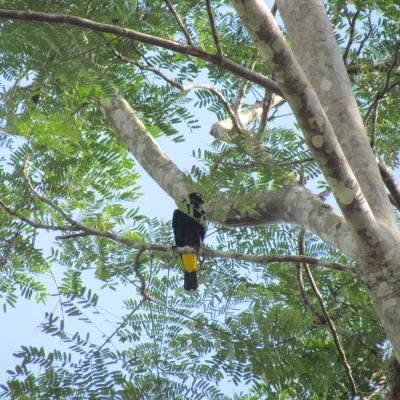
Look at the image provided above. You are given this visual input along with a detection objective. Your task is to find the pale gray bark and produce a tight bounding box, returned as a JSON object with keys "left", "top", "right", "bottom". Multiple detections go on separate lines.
{"left": 230, "top": 0, "right": 400, "bottom": 361}
{"left": 101, "top": 96, "right": 358, "bottom": 259}
{"left": 102, "top": 96, "right": 189, "bottom": 199}
{"left": 277, "top": 0, "right": 395, "bottom": 227}
{"left": 210, "top": 94, "right": 283, "bottom": 140}
{"left": 230, "top": 0, "right": 380, "bottom": 248}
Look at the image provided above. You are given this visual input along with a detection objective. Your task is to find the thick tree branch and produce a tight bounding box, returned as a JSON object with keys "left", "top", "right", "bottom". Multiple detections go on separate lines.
{"left": 99, "top": 95, "right": 358, "bottom": 259}
{"left": 0, "top": 8, "right": 282, "bottom": 96}
{"left": 101, "top": 95, "right": 189, "bottom": 198}
{"left": 378, "top": 158, "right": 400, "bottom": 210}
{"left": 231, "top": 0, "right": 380, "bottom": 246}
{"left": 276, "top": 0, "right": 394, "bottom": 224}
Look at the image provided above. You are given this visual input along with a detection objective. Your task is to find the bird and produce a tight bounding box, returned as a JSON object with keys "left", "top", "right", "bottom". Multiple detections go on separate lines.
{"left": 172, "top": 192, "right": 206, "bottom": 291}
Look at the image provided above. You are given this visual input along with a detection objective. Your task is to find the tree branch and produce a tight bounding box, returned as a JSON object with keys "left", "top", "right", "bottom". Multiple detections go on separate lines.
{"left": 296, "top": 229, "right": 326, "bottom": 324}
{"left": 297, "top": 228, "right": 357, "bottom": 397}
{"left": 112, "top": 49, "right": 243, "bottom": 130}
{"left": 210, "top": 95, "right": 283, "bottom": 140}
{"left": 364, "top": 41, "right": 400, "bottom": 121}
{"left": 101, "top": 95, "right": 189, "bottom": 199}
{"left": 304, "top": 263, "right": 358, "bottom": 397}
{"left": 134, "top": 251, "right": 150, "bottom": 300}
{"left": 99, "top": 95, "right": 358, "bottom": 259}
{"left": 0, "top": 8, "right": 282, "bottom": 96}
{"left": 22, "top": 158, "right": 77, "bottom": 225}
{"left": 232, "top": 0, "right": 379, "bottom": 244}
{"left": 163, "top": 0, "right": 195, "bottom": 45}
{"left": 342, "top": 8, "right": 360, "bottom": 65}
{"left": 276, "top": 0, "right": 394, "bottom": 224}
{"left": 0, "top": 199, "right": 76, "bottom": 232}
{"left": 204, "top": 0, "right": 222, "bottom": 55}
{"left": 0, "top": 192, "right": 358, "bottom": 275}
{"left": 378, "top": 158, "right": 400, "bottom": 210}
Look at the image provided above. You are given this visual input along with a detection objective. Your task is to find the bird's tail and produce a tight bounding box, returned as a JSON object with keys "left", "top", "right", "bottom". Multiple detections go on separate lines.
{"left": 182, "top": 254, "right": 198, "bottom": 290}
{"left": 184, "top": 270, "right": 198, "bottom": 290}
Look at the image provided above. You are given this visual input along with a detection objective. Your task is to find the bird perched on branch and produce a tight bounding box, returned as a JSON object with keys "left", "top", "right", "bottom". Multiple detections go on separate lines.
{"left": 172, "top": 192, "right": 206, "bottom": 291}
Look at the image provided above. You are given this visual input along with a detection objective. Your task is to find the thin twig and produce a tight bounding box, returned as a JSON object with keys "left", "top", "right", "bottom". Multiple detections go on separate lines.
{"left": 369, "top": 98, "right": 379, "bottom": 151}
{"left": 232, "top": 53, "right": 258, "bottom": 113}
{"left": 22, "top": 158, "right": 77, "bottom": 225}
{"left": 112, "top": 48, "right": 243, "bottom": 130}
{"left": 204, "top": 0, "right": 222, "bottom": 55}
{"left": 352, "top": 13, "right": 373, "bottom": 61}
{"left": 163, "top": 0, "right": 195, "bottom": 45}
{"left": 0, "top": 198, "right": 76, "bottom": 232}
{"left": 364, "top": 41, "right": 400, "bottom": 120}
{"left": 134, "top": 250, "right": 150, "bottom": 300}
{"left": 0, "top": 229, "right": 20, "bottom": 268}
{"left": 96, "top": 299, "right": 146, "bottom": 352}
{"left": 343, "top": 9, "right": 360, "bottom": 64}
{"left": 299, "top": 236, "right": 358, "bottom": 398}
{"left": 257, "top": 91, "right": 274, "bottom": 137}
{"left": 296, "top": 229, "right": 326, "bottom": 324}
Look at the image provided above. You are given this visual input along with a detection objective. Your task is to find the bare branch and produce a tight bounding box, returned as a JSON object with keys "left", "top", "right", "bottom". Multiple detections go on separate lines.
{"left": 184, "top": 84, "right": 243, "bottom": 130}
{"left": 256, "top": 91, "right": 274, "bottom": 137}
{"left": 277, "top": 0, "right": 393, "bottom": 223}
{"left": 347, "top": 60, "right": 389, "bottom": 74}
{"left": 378, "top": 158, "right": 400, "bottom": 210}
{"left": 232, "top": 54, "right": 258, "bottom": 113}
{"left": 298, "top": 228, "right": 357, "bottom": 397}
{"left": 304, "top": 264, "right": 358, "bottom": 397}
{"left": 163, "top": 0, "right": 195, "bottom": 45}
{"left": 22, "top": 158, "right": 77, "bottom": 225}
{"left": 296, "top": 229, "right": 326, "bottom": 324}
{"left": 204, "top": 0, "right": 222, "bottom": 55}
{"left": 364, "top": 41, "right": 400, "bottom": 120}
{"left": 112, "top": 49, "right": 243, "bottom": 130}
{"left": 218, "top": 156, "right": 314, "bottom": 170}
{"left": 352, "top": 13, "right": 373, "bottom": 62}
{"left": 342, "top": 8, "right": 360, "bottom": 64}
{"left": 134, "top": 251, "right": 150, "bottom": 300}
{"left": 0, "top": 199, "right": 76, "bottom": 232}
{"left": 211, "top": 95, "right": 283, "bottom": 140}
{"left": 96, "top": 299, "right": 146, "bottom": 353}
{"left": 271, "top": 2, "right": 278, "bottom": 16}
{"left": 0, "top": 8, "right": 282, "bottom": 96}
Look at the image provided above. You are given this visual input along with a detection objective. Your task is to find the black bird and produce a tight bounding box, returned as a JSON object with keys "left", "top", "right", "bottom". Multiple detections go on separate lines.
{"left": 172, "top": 193, "right": 206, "bottom": 290}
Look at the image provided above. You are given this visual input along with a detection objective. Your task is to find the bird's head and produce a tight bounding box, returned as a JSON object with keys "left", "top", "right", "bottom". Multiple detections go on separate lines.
{"left": 188, "top": 192, "right": 204, "bottom": 208}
